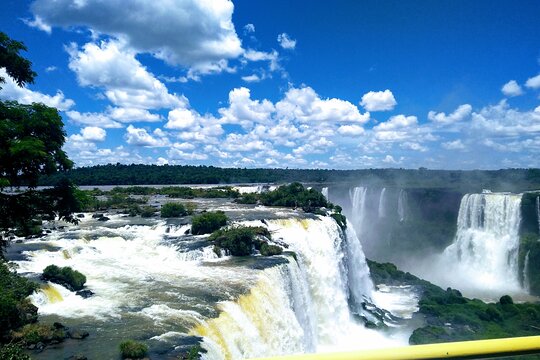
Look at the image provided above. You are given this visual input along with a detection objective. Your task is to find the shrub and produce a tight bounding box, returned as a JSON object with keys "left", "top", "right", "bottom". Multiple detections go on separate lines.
{"left": 11, "top": 323, "right": 65, "bottom": 345}
{"left": 161, "top": 202, "right": 188, "bottom": 218}
{"left": 119, "top": 340, "right": 148, "bottom": 359}
{"left": 210, "top": 226, "right": 272, "bottom": 256}
{"left": 42, "top": 265, "right": 86, "bottom": 291}
{"left": 235, "top": 193, "right": 258, "bottom": 204}
{"left": 0, "top": 343, "right": 31, "bottom": 360}
{"left": 499, "top": 295, "right": 514, "bottom": 305}
{"left": 140, "top": 205, "right": 157, "bottom": 218}
{"left": 191, "top": 211, "right": 228, "bottom": 235}
{"left": 260, "top": 243, "right": 283, "bottom": 256}
{"left": 260, "top": 182, "right": 329, "bottom": 213}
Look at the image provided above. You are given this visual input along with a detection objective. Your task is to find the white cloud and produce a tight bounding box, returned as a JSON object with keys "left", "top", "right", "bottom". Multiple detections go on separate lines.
{"left": 471, "top": 100, "right": 540, "bottom": 137}
{"left": 337, "top": 124, "right": 365, "bottom": 136}
{"left": 442, "top": 139, "right": 466, "bottom": 150}
{"left": 165, "top": 108, "right": 198, "bottom": 130}
{"left": 67, "top": 40, "right": 186, "bottom": 109}
{"left": 167, "top": 148, "right": 208, "bottom": 161}
{"left": 0, "top": 68, "right": 75, "bottom": 111}
{"left": 277, "top": 33, "right": 296, "bottom": 50}
{"left": 66, "top": 110, "right": 122, "bottom": 128}
{"left": 219, "top": 87, "right": 275, "bottom": 128}
{"left": 108, "top": 107, "right": 161, "bottom": 123}
{"left": 428, "top": 104, "right": 472, "bottom": 124}
{"left": 244, "top": 24, "right": 255, "bottom": 33}
{"left": 382, "top": 155, "right": 397, "bottom": 164}
{"left": 69, "top": 126, "right": 106, "bottom": 142}
{"left": 501, "top": 80, "right": 523, "bottom": 97}
{"left": 45, "top": 66, "right": 57, "bottom": 72}
{"left": 374, "top": 114, "right": 417, "bottom": 131}
{"left": 360, "top": 89, "right": 397, "bottom": 112}
{"left": 243, "top": 49, "right": 280, "bottom": 71}
{"left": 156, "top": 157, "right": 169, "bottom": 165}
{"left": 31, "top": 0, "right": 243, "bottom": 72}
{"left": 124, "top": 125, "right": 170, "bottom": 147}
{"left": 276, "top": 86, "right": 370, "bottom": 123}
{"left": 401, "top": 142, "right": 427, "bottom": 152}
{"left": 241, "top": 74, "right": 261, "bottom": 83}
{"left": 22, "top": 15, "right": 51, "bottom": 33}
{"left": 525, "top": 74, "right": 540, "bottom": 89}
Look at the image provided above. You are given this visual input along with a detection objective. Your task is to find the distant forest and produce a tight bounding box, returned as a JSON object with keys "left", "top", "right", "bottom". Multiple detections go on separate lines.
{"left": 39, "top": 164, "right": 540, "bottom": 193}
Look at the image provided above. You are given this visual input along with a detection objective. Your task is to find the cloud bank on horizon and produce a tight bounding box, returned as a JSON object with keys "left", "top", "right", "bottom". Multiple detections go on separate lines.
{"left": 1, "top": 0, "right": 540, "bottom": 170}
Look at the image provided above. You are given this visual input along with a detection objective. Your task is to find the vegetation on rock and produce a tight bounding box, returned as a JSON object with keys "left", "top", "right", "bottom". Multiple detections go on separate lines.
{"left": 161, "top": 202, "right": 189, "bottom": 218}
{"left": 119, "top": 340, "right": 148, "bottom": 359}
{"left": 42, "top": 265, "right": 86, "bottom": 291}
{"left": 209, "top": 226, "right": 278, "bottom": 257}
{"left": 191, "top": 211, "right": 228, "bottom": 235}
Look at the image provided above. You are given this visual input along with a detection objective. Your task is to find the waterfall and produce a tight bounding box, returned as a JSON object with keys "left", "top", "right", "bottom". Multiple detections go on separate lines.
{"left": 442, "top": 193, "right": 523, "bottom": 293}
{"left": 349, "top": 187, "right": 368, "bottom": 234}
{"left": 397, "top": 190, "right": 407, "bottom": 222}
{"left": 195, "top": 217, "right": 397, "bottom": 359}
{"left": 537, "top": 196, "right": 540, "bottom": 234}
{"left": 523, "top": 251, "right": 531, "bottom": 292}
{"left": 378, "top": 188, "right": 386, "bottom": 219}
{"left": 321, "top": 187, "right": 329, "bottom": 200}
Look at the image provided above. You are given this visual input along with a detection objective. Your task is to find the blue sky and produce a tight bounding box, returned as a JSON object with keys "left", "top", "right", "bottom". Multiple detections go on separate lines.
{"left": 1, "top": 0, "right": 540, "bottom": 169}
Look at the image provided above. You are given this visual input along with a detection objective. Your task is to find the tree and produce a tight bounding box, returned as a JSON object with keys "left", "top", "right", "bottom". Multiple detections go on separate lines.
{"left": 0, "top": 31, "right": 36, "bottom": 87}
{"left": 0, "top": 33, "right": 78, "bottom": 257}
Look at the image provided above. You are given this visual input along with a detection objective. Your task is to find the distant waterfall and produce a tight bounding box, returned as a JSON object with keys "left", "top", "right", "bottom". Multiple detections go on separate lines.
{"left": 378, "top": 188, "right": 386, "bottom": 218}
{"left": 349, "top": 187, "right": 368, "bottom": 234}
{"left": 321, "top": 187, "right": 329, "bottom": 200}
{"left": 397, "top": 190, "right": 407, "bottom": 222}
{"left": 523, "top": 251, "right": 531, "bottom": 292}
{"left": 195, "top": 217, "right": 388, "bottom": 359}
{"left": 443, "top": 193, "right": 523, "bottom": 293}
{"left": 537, "top": 196, "right": 540, "bottom": 234}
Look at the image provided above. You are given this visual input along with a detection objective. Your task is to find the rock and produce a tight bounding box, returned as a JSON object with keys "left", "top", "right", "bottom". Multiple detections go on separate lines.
{"left": 15, "top": 239, "right": 23, "bottom": 243}
{"left": 77, "top": 214, "right": 85, "bottom": 218}
{"left": 92, "top": 213, "right": 104, "bottom": 219}
{"left": 76, "top": 289, "right": 94, "bottom": 298}
{"left": 53, "top": 322, "right": 66, "bottom": 329}
{"left": 17, "top": 301, "right": 38, "bottom": 323}
{"left": 184, "top": 228, "right": 190, "bottom": 235}
{"left": 36, "top": 342, "right": 45, "bottom": 351}
{"left": 27, "top": 344, "right": 35, "bottom": 350}
{"left": 68, "top": 329, "right": 89, "bottom": 340}
{"left": 67, "top": 355, "right": 87, "bottom": 360}
{"left": 97, "top": 216, "right": 110, "bottom": 222}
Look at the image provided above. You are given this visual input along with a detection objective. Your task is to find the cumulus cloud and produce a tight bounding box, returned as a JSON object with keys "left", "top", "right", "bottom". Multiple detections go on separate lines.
{"left": 471, "top": 100, "right": 540, "bottom": 137}
{"left": 442, "top": 139, "right": 466, "bottom": 150}
{"left": 276, "top": 86, "right": 370, "bottom": 123}
{"left": 241, "top": 74, "right": 261, "bottom": 83}
{"left": 277, "top": 33, "right": 296, "bottom": 50}
{"left": 374, "top": 114, "right": 417, "bottom": 131}
{"left": 525, "top": 74, "right": 540, "bottom": 89}
{"left": 67, "top": 40, "right": 186, "bottom": 109}
{"left": 65, "top": 110, "right": 123, "bottom": 129}
{"left": 219, "top": 87, "right": 275, "bottom": 128}
{"left": 0, "top": 68, "right": 74, "bottom": 111}
{"left": 107, "top": 107, "right": 161, "bottom": 123}
{"left": 165, "top": 108, "right": 198, "bottom": 130}
{"left": 125, "top": 125, "right": 170, "bottom": 147}
{"left": 501, "top": 80, "right": 524, "bottom": 97}
{"left": 69, "top": 126, "right": 106, "bottom": 142}
{"left": 337, "top": 124, "right": 365, "bottom": 136}
{"left": 30, "top": 0, "right": 243, "bottom": 72}
{"left": 22, "top": 15, "right": 51, "bottom": 33}
{"left": 428, "top": 104, "right": 472, "bottom": 124}
{"left": 401, "top": 142, "right": 427, "bottom": 152}
{"left": 244, "top": 24, "right": 255, "bottom": 33}
{"left": 360, "top": 89, "right": 397, "bottom": 112}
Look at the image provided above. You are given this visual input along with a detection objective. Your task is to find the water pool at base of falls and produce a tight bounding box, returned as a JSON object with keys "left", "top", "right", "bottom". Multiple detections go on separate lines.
{"left": 9, "top": 205, "right": 420, "bottom": 360}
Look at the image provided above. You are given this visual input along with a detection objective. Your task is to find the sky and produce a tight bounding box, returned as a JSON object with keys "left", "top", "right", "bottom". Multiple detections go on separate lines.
{"left": 1, "top": 0, "right": 540, "bottom": 170}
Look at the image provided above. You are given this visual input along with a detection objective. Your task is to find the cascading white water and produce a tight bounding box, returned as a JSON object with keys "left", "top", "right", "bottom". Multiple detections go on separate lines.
{"left": 442, "top": 193, "right": 523, "bottom": 294}
{"left": 378, "top": 188, "right": 386, "bottom": 218}
{"left": 536, "top": 196, "right": 540, "bottom": 234}
{"left": 321, "top": 187, "right": 329, "bottom": 200}
{"left": 195, "top": 217, "right": 406, "bottom": 360}
{"left": 523, "top": 251, "right": 531, "bottom": 293}
{"left": 397, "top": 190, "right": 407, "bottom": 222}
{"left": 349, "top": 187, "right": 368, "bottom": 234}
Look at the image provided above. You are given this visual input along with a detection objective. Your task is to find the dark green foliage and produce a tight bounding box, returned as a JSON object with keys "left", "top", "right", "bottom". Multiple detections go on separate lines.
{"left": 182, "top": 344, "right": 206, "bottom": 360}
{"left": 330, "top": 213, "right": 347, "bottom": 231}
{"left": 260, "top": 243, "right": 283, "bottom": 256}
{"left": 367, "top": 259, "right": 540, "bottom": 346}
{"left": 119, "top": 340, "right": 148, "bottom": 359}
{"left": 260, "top": 182, "right": 329, "bottom": 212}
{"left": 11, "top": 323, "right": 65, "bottom": 345}
{"left": 97, "top": 185, "right": 239, "bottom": 199}
{"left": 0, "top": 343, "right": 31, "bottom": 360}
{"left": 210, "top": 226, "right": 273, "bottom": 256}
{"left": 235, "top": 193, "right": 258, "bottom": 204}
{"left": 0, "top": 262, "right": 38, "bottom": 340}
{"left": 191, "top": 211, "right": 228, "bottom": 235}
{"left": 42, "top": 265, "right": 86, "bottom": 291}
{"left": 0, "top": 32, "right": 36, "bottom": 87}
{"left": 161, "top": 202, "right": 188, "bottom": 218}
{"left": 518, "top": 233, "right": 540, "bottom": 295}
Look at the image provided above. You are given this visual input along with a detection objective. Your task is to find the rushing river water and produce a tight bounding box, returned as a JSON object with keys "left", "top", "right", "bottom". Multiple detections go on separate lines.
{"left": 8, "top": 198, "right": 420, "bottom": 359}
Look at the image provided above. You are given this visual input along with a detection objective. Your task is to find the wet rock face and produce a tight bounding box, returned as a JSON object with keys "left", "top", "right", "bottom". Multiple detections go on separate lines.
{"left": 68, "top": 329, "right": 90, "bottom": 340}
{"left": 76, "top": 289, "right": 94, "bottom": 298}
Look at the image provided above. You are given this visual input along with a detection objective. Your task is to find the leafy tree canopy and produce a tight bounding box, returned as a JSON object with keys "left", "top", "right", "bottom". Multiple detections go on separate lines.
{"left": 0, "top": 31, "right": 36, "bottom": 87}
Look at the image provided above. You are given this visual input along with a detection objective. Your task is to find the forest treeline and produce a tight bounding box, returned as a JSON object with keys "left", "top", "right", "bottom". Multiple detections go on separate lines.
{"left": 40, "top": 164, "right": 540, "bottom": 192}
